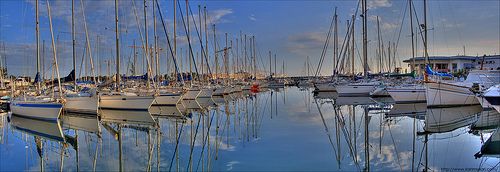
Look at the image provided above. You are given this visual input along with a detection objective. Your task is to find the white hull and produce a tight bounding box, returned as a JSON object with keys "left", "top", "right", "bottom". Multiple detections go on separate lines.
{"left": 99, "top": 94, "right": 154, "bottom": 110}
{"left": 425, "top": 81, "right": 479, "bottom": 107}
{"left": 370, "top": 87, "right": 390, "bottom": 96}
{"left": 387, "top": 88, "right": 426, "bottom": 103}
{"left": 198, "top": 88, "right": 214, "bottom": 98}
{"left": 153, "top": 93, "right": 182, "bottom": 106}
{"left": 336, "top": 85, "right": 374, "bottom": 96}
{"left": 213, "top": 86, "right": 226, "bottom": 96}
{"left": 183, "top": 88, "right": 201, "bottom": 100}
{"left": 11, "top": 100, "right": 62, "bottom": 120}
{"left": 65, "top": 96, "right": 99, "bottom": 114}
{"left": 314, "top": 83, "right": 336, "bottom": 92}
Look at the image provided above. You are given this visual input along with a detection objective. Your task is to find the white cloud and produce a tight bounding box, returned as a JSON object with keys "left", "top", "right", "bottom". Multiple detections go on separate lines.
{"left": 209, "top": 9, "right": 233, "bottom": 23}
{"left": 285, "top": 31, "right": 326, "bottom": 56}
{"left": 1, "top": 25, "right": 11, "bottom": 28}
{"left": 249, "top": 14, "right": 257, "bottom": 21}
{"left": 368, "top": 0, "right": 392, "bottom": 9}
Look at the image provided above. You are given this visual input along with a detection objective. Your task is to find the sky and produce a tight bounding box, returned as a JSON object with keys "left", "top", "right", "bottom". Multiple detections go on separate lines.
{"left": 0, "top": 0, "right": 499, "bottom": 79}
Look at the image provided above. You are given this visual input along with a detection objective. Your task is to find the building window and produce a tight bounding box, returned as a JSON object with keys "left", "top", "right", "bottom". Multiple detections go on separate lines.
{"left": 452, "top": 63, "right": 457, "bottom": 72}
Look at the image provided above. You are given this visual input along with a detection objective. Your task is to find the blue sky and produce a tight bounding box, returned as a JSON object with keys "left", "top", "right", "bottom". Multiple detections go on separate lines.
{"left": 0, "top": 0, "right": 499, "bottom": 78}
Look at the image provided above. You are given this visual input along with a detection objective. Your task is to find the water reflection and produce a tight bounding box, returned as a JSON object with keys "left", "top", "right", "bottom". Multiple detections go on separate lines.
{"left": 1, "top": 87, "right": 499, "bottom": 171}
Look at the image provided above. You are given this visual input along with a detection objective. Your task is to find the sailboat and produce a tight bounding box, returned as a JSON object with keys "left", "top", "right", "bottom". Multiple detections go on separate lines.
{"left": 98, "top": 0, "right": 155, "bottom": 111}
{"left": 63, "top": 0, "right": 99, "bottom": 114}
{"left": 335, "top": 2, "right": 375, "bottom": 96}
{"left": 10, "top": 0, "right": 65, "bottom": 120}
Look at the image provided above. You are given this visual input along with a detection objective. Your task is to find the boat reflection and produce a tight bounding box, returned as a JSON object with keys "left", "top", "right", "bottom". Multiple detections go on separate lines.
{"left": 387, "top": 103, "right": 427, "bottom": 117}
{"left": 422, "top": 105, "right": 482, "bottom": 133}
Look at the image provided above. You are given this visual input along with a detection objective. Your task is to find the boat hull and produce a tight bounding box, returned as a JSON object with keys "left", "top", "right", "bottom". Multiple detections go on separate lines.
{"left": 10, "top": 101, "right": 62, "bottom": 120}
{"left": 336, "top": 85, "right": 374, "bottom": 96}
{"left": 425, "top": 81, "right": 479, "bottom": 107}
{"left": 314, "top": 83, "right": 336, "bottom": 92}
{"left": 387, "top": 88, "right": 426, "bottom": 103}
{"left": 152, "top": 93, "right": 182, "bottom": 106}
{"left": 65, "top": 96, "right": 99, "bottom": 114}
{"left": 99, "top": 95, "right": 154, "bottom": 110}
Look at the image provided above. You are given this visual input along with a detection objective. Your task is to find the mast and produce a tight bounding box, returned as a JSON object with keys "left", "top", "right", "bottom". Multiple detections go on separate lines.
{"left": 144, "top": 0, "right": 149, "bottom": 88}
{"left": 72, "top": 0, "right": 76, "bottom": 91}
{"left": 333, "top": 7, "right": 338, "bottom": 77}
{"left": 36, "top": 0, "right": 41, "bottom": 94}
{"left": 362, "top": 0, "right": 368, "bottom": 82}
{"left": 153, "top": 0, "right": 158, "bottom": 78}
{"left": 409, "top": 0, "right": 416, "bottom": 77}
{"left": 213, "top": 25, "right": 218, "bottom": 81}
{"left": 115, "top": 0, "right": 120, "bottom": 91}
{"left": 377, "top": 16, "right": 381, "bottom": 74}
{"left": 253, "top": 36, "right": 256, "bottom": 79}
{"left": 97, "top": 35, "right": 100, "bottom": 82}
{"left": 269, "top": 51, "right": 271, "bottom": 78}
{"left": 174, "top": 0, "right": 177, "bottom": 85}
{"left": 423, "top": 0, "right": 429, "bottom": 82}
{"left": 80, "top": 0, "right": 97, "bottom": 84}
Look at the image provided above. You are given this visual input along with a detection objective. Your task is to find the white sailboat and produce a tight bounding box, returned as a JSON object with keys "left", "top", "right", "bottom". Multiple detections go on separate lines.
{"left": 98, "top": 0, "right": 154, "bottom": 110}
{"left": 425, "top": 70, "right": 500, "bottom": 107}
{"left": 11, "top": 0, "right": 64, "bottom": 120}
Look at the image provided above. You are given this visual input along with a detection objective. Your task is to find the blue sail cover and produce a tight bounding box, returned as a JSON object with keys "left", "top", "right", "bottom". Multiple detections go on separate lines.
{"left": 121, "top": 73, "right": 148, "bottom": 80}
{"left": 426, "top": 65, "right": 453, "bottom": 77}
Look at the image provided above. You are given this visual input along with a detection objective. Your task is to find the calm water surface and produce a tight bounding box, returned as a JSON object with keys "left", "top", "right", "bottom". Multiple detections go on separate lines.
{"left": 1, "top": 87, "right": 499, "bottom": 171}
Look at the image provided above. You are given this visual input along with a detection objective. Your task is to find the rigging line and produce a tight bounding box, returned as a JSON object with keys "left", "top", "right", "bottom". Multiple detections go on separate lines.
{"left": 391, "top": 0, "right": 409, "bottom": 68}
{"left": 186, "top": 113, "right": 202, "bottom": 169}
{"left": 195, "top": 108, "right": 217, "bottom": 171}
{"left": 314, "top": 98, "right": 339, "bottom": 159}
{"left": 314, "top": 16, "right": 334, "bottom": 78}
{"left": 387, "top": 123, "right": 404, "bottom": 172}
{"left": 155, "top": 0, "right": 183, "bottom": 84}
{"left": 437, "top": 1, "right": 450, "bottom": 55}
{"left": 168, "top": 122, "right": 184, "bottom": 172}
{"left": 187, "top": 5, "right": 214, "bottom": 81}
{"left": 176, "top": 0, "right": 201, "bottom": 82}
{"left": 445, "top": 2, "right": 464, "bottom": 47}
{"left": 333, "top": 104, "right": 361, "bottom": 171}
{"left": 130, "top": 0, "right": 157, "bottom": 90}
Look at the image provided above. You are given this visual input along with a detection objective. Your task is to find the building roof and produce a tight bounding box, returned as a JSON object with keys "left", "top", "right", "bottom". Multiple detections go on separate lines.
{"left": 403, "top": 55, "right": 500, "bottom": 63}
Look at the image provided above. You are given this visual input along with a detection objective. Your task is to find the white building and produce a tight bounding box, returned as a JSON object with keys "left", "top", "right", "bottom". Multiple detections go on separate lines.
{"left": 403, "top": 55, "right": 500, "bottom": 74}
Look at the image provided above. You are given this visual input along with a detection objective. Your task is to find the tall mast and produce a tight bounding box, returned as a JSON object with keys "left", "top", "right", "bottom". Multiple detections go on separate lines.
{"left": 225, "top": 33, "right": 229, "bottom": 85}
{"left": 198, "top": 5, "right": 203, "bottom": 83}
{"left": 269, "top": 51, "right": 271, "bottom": 77}
{"left": 115, "top": 0, "right": 120, "bottom": 91}
{"left": 362, "top": 0, "right": 368, "bottom": 81}
{"left": 410, "top": 0, "right": 415, "bottom": 74}
{"left": 174, "top": 0, "right": 177, "bottom": 85}
{"left": 72, "top": 0, "right": 76, "bottom": 91}
{"left": 213, "top": 24, "right": 218, "bottom": 81}
{"left": 97, "top": 35, "right": 100, "bottom": 82}
{"left": 333, "top": 7, "right": 338, "bottom": 77}
{"left": 204, "top": 7, "right": 208, "bottom": 81}
{"left": 423, "top": 0, "right": 429, "bottom": 81}
{"left": 186, "top": 0, "right": 192, "bottom": 86}
{"left": 253, "top": 36, "right": 256, "bottom": 79}
{"left": 36, "top": 0, "right": 41, "bottom": 94}
{"left": 144, "top": 0, "right": 149, "bottom": 88}
{"left": 377, "top": 16, "right": 381, "bottom": 74}
{"left": 154, "top": 0, "right": 159, "bottom": 78}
